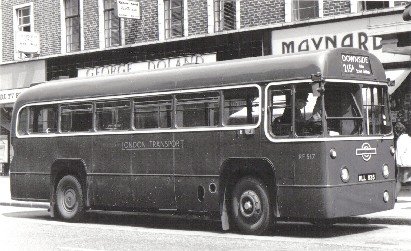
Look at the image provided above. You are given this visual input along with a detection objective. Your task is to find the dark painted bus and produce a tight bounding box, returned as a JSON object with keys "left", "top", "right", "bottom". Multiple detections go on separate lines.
{"left": 10, "top": 48, "right": 395, "bottom": 235}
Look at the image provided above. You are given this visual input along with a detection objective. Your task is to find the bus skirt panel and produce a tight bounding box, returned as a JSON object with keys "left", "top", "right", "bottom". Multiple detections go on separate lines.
{"left": 10, "top": 172, "right": 50, "bottom": 202}
{"left": 276, "top": 180, "right": 395, "bottom": 219}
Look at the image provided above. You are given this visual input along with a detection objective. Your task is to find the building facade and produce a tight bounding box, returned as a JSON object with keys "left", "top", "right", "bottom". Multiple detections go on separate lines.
{"left": 1, "top": 0, "right": 411, "bottom": 174}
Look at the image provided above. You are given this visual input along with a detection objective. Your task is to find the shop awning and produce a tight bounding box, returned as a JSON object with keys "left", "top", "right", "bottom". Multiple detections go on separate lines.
{"left": 385, "top": 68, "right": 411, "bottom": 94}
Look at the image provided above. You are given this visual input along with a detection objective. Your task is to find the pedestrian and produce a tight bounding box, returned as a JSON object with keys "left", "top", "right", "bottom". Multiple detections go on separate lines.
{"left": 394, "top": 122, "right": 411, "bottom": 201}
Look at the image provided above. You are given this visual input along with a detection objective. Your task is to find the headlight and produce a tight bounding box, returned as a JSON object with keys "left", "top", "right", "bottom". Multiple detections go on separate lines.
{"left": 341, "top": 167, "right": 350, "bottom": 183}
{"left": 382, "top": 164, "right": 389, "bottom": 179}
{"left": 383, "top": 191, "right": 390, "bottom": 203}
{"left": 390, "top": 146, "right": 395, "bottom": 156}
{"left": 330, "top": 149, "right": 337, "bottom": 159}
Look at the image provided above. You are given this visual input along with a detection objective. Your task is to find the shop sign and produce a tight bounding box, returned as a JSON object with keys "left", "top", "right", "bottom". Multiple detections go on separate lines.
{"left": 271, "top": 16, "right": 410, "bottom": 63}
{"left": 276, "top": 31, "right": 382, "bottom": 55}
{"left": 15, "top": 31, "right": 40, "bottom": 54}
{"left": 78, "top": 53, "right": 217, "bottom": 78}
{"left": 0, "top": 88, "right": 27, "bottom": 104}
{"left": 115, "top": 0, "right": 141, "bottom": 19}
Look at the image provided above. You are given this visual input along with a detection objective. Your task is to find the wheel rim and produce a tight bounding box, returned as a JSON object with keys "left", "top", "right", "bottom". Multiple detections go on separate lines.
{"left": 62, "top": 187, "right": 77, "bottom": 212}
{"left": 239, "top": 190, "right": 261, "bottom": 218}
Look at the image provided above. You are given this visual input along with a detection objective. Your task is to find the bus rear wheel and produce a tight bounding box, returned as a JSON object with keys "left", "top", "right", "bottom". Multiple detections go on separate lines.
{"left": 230, "top": 176, "right": 272, "bottom": 235}
{"left": 56, "top": 175, "right": 85, "bottom": 222}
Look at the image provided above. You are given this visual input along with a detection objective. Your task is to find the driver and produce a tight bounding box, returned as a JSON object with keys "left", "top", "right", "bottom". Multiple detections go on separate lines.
{"left": 280, "top": 92, "right": 308, "bottom": 123}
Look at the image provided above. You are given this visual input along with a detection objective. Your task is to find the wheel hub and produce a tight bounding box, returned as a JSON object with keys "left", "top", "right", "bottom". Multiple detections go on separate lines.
{"left": 63, "top": 188, "right": 76, "bottom": 210}
{"left": 239, "top": 190, "right": 261, "bottom": 218}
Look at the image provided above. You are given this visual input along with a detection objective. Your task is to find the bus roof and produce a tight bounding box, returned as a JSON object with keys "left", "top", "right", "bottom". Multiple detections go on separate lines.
{"left": 15, "top": 48, "right": 386, "bottom": 108}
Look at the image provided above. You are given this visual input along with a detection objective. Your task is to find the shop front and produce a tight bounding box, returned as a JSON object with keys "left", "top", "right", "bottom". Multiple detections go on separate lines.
{"left": 0, "top": 60, "right": 46, "bottom": 175}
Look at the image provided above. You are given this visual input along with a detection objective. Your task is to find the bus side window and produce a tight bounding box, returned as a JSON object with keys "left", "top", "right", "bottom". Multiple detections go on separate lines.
{"left": 175, "top": 92, "right": 220, "bottom": 128}
{"left": 17, "top": 107, "right": 29, "bottom": 135}
{"left": 134, "top": 96, "right": 172, "bottom": 129}
{"left": 61, "top": 103, "right": 93, "bottom": 132}
{"left": 223, "top": 87, "right": 259, "bottom": 126}
{"left": 269, "top": 86, "right": 291, "bottom": 136}
{"left": 28, "top": 105, "right": 58, "bottom": 134}
{"left": 96, "top": 100, "right": 130, "bottom": 131}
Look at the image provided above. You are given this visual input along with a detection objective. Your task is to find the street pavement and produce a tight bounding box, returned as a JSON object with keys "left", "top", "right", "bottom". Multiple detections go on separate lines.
{"left": 1, "top": 176, "right": 410, "bottom": 226}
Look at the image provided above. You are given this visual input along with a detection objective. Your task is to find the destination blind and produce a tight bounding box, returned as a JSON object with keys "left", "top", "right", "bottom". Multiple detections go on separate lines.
{"left": 341, "top": 53, "right": 372, "bottom": 76}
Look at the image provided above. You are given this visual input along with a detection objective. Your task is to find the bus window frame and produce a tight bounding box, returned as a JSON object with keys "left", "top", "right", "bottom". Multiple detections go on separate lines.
{"left": 14, "top": 84, "right": 262, "bottom": 138}
{"left": 264, "top": 79, "right": 394, "bottom": 143}
{"left": 323, "top": 84, "right": 364, "bottom": 137}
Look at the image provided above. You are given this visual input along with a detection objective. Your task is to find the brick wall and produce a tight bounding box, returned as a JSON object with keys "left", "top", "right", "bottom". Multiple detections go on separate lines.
{"left": 323, "top": 0, "right": 351, "bottom": 16}
{"left": 241, "top": 0, "right": 285, "bottom": 28}
{"left": 188, "top": 0, "right": 208, "bottom": 36}
{"left": 125, "top": 0, "right": 159, "bottom": 45}
{"left": 83, "top": 0, "right": 99, "bottom": 50}
{"left": 3, "top": 0, "right": 410, "bottom": 63}
{"left": 2, "top": 0, "right": 61, "bottom": 62}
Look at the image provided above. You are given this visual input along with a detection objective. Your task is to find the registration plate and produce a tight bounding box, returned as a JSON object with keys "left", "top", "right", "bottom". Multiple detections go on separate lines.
{"left": 358, "top": 173, "right": 376, "bottom": 182}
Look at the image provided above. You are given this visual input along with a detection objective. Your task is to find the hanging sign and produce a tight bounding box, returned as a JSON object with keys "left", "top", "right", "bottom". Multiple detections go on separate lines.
{"left": 15, "top": 31, "right": 40, "bottom": 54}
{"left": 115, "top": 0, "right": 141, "bottom": 19}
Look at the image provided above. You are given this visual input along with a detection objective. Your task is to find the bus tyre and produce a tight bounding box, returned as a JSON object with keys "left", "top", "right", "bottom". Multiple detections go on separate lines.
{"left": 231, "top": 176, "right": 272, "bottom": 235}
{"left": 56, "top": 175, "right": 85, "bottom": 222}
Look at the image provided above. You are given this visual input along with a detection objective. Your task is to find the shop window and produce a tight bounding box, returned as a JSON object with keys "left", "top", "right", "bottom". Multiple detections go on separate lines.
{"left": 214, "top": 0, "right": 237, "bottom": 32}
{"left": 64, "top": 0, "right": 81, "bottom": 52}
{"left": 104, "top": 0, "right": 121, "bottom": 47}
{"left": 358, "top": 1, "right": 390, "bottom": 11}
{"left": 164, "top": 0, "right": 184, "bottom": 39}
{"left": 292, "top": 0, "right": 319, "bottom": 21}
{"left": 0, "top": 106, "right": 12, "bottom": 135}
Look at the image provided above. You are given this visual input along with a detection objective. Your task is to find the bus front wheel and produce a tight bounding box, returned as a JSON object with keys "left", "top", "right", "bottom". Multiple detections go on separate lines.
{"left": 230, "top": 176, "right": 272, "bottom": 235}
{"left": 55, "top": 175, "right": 85, "bottom": 222}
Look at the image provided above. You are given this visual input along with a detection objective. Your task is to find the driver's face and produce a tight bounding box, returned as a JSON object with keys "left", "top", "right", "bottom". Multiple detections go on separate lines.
{"left": 296, "top": 98, "right": 307, "bottom": 109}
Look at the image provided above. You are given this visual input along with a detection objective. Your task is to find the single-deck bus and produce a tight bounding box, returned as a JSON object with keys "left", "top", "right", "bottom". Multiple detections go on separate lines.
{"left": 10, "top": 48, "right": 395, "bottom": 235}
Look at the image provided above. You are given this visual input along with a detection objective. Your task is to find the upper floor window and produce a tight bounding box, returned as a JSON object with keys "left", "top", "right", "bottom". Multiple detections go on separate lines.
{"left": 64, "top": 0, "right": 81, "bottom": 52}
{"left": 214, "top": 0, "right": 236, "bottom": 32}
{"left": 292, "top": 0, "right": 319, "bottom": 21}
{"left": 164, "top": 0, "right": 184, "bottom": 39}
{"left": 13, "top": 3, "right": 35, "bottom": 60}
{"left": 16, "top": 6, "right": 32, "bottom": 32}
{"left": 358, "top": 1, "right": 390, "bottom": 11}
{"left": 104, "top": 0, "right": 121, "bottom": 47}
